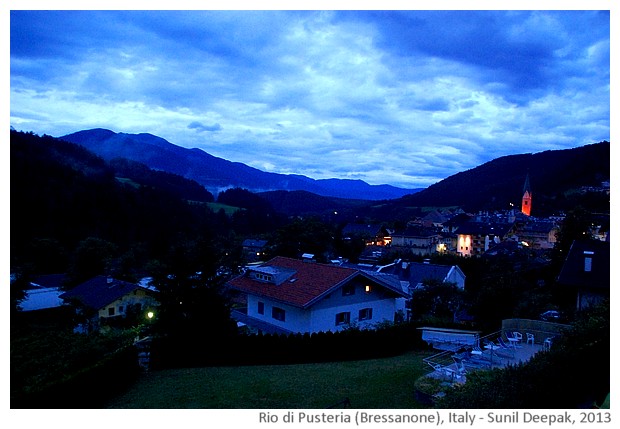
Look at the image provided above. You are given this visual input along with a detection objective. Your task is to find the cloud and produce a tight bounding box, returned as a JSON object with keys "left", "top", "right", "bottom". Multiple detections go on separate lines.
{"left": 9, "top": 10, "right": 610, "bottom": 189}
{"left": 188, "top": 121, "right": 222, "bottom": 133}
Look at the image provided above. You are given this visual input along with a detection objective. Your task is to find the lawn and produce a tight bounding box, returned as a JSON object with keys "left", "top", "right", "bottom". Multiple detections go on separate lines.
{"left": 105, "top": 350, "right": 435, "bottom": 409}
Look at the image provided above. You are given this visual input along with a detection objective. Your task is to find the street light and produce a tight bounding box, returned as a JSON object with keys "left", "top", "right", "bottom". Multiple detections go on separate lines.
{"left": 147, "top": 311, "right": 154, "bottom": 320}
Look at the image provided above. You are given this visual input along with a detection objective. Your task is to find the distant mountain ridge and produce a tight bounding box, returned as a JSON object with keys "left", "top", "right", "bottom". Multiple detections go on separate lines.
{"left": 59, "top": 129, "right": 421, "bottom": 200}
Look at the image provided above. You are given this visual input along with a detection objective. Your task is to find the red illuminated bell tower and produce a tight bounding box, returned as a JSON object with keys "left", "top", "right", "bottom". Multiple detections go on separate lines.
{"left": 521, "top": 173, "right": 532, "bottom": 216}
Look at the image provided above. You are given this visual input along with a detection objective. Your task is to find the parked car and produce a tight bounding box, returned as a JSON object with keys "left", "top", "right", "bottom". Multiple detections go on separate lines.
{"left": 540, "top": 310, "right": 561, "bottom": 321}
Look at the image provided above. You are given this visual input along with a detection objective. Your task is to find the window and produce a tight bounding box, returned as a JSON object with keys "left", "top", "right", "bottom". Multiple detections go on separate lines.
{"left": 119, "top": 305, "right": 124, "bottom": 314}
{"left": 257, "top": 301, "right": 265, "bottom": 315}
{"left": 108, "top": 307, "right": 115, "bottom": 316}
{"left": 365, "top": 285, "right": 372, "bottom": 294}
{"left": 272, "top": 307, "right": 286, "bottom": 322}
{"left": 359, "top": 308, "right": 373, "bottom": 321}
{"left": 584, "top": 251, "right": 594, "bottom": 272}
{"left": 254, "top": 273, "right": 273, "bottom": 282}
{"left": 335, "top": 312, "right": 351, "bottom": 326}
{"left": 342, "top": 285, "right": 355, "bottom": 296}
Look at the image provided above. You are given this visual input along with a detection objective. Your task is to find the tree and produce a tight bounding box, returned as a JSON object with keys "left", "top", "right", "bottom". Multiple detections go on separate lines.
{"left": 148, "top": 238, "right": 237, "bottom": 343}
{"left": 268, "top": 217, "right": 335, "bottom": 261}
{"left": 409, "top": 280, "right": 465, "bottom": 322}
{"left": 552, "top": 206, "right": 594, "bottom": 266}
{"left": 66, "top": 237, "right": 119, "bottom": 286}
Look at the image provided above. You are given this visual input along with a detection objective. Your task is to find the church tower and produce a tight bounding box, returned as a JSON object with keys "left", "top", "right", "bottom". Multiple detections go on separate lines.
{"left": 521, "top": 173, "right": 532, "bottom": 216}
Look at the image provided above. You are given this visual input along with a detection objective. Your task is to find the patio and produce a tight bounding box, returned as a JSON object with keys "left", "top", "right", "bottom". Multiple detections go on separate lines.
{"left": 422, "top": 330, "right": 551, "bottom": 385}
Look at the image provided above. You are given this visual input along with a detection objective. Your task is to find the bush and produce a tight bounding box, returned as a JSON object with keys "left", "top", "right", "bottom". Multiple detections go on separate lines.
{"left": 150, "top": 321, "right": 428, "bottom": 369}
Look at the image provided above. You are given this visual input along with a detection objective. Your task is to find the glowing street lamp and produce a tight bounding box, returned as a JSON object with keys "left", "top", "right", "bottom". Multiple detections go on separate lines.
{"left": 147, "top": 311, "right": 154, "bottom": 320}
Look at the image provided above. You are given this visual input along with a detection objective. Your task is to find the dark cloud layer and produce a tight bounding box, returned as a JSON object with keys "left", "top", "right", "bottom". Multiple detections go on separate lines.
{"left": 10, "top": 9, "right": 610, "bottom": 188}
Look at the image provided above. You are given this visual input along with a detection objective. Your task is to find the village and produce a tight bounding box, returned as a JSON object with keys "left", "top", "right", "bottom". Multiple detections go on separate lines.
{"left": 19, "top": 175, "right": 609, "bottom": 337}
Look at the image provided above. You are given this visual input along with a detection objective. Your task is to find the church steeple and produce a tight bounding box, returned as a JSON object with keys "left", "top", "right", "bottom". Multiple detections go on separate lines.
{"left": 521, "top": 173, "right": 532, "bottom": 216}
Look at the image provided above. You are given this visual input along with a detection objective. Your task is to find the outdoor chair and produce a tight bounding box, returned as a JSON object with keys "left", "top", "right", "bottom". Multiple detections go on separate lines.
{"left": 526, "top": 332, "right": 535, "bottom": 345}
{"left": 505, "top": 332, "right": 521, "bottom": 348}
{"left": 451, "top": 356, "right": 468, "bottom": 378}
{"left": 543, "top": 337, "right": 553, "bottom": 351}
{"left": 513, "top": 331, "right": 523, "bottom": 343}
{"left": 497, "top": 337, "right": 516, "bottom": 356}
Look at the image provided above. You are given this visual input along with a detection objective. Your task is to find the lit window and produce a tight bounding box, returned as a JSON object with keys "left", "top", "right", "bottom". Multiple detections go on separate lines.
{"left": 365, "top": 285, "right": 372, "bottom": 293}
{"left": 359, "top": 308, "right": 373, "bottom": 321}
{"left": 335, "top": 312, "right": 351, "bottom": 325}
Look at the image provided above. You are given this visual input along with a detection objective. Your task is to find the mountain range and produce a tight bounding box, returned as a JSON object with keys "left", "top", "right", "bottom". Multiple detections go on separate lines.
{"left": 59, "top": 128, "right": 610, "bottom": 218}
{"left": 60, "top": 129, "right": 421, "bottom": 201}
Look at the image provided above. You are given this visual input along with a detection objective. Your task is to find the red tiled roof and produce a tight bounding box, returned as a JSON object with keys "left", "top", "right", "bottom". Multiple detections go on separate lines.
{"left": 227, "top": 256, "right": 360, "bottom": 308}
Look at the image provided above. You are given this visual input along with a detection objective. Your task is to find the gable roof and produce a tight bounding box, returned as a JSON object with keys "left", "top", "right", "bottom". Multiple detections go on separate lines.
{"left": 227, "top": 256, "right": 407, "bottom": 308}
{"left": 59, "top": 276, "right": 154, "bottom": 310}
{"left": 20, "top": 287, "right": 65, "bottom": 311}
{"left": 557, "top": 239, "right": 610, "bottom": 290}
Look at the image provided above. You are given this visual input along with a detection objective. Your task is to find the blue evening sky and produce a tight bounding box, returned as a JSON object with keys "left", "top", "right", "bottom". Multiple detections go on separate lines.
{"left": 8, "top": 4, "right": 611, "bottom": 189}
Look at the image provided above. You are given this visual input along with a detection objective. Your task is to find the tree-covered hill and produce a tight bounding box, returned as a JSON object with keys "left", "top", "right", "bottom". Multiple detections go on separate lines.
{"left": 367, "top": 141, "right": 610, "bottom": 218}
{"left": 10, "top": 130, "right": 221, "bottom": 281}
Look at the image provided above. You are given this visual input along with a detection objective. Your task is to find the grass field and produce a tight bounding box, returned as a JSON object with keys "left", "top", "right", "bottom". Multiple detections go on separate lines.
{"left": 106, "top": 350, "right": 435, "bottom": 409}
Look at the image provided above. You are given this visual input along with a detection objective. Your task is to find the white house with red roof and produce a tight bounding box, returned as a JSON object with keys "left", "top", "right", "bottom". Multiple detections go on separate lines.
{"left": 227, "top": 256, "right": 408, "bottom": 335}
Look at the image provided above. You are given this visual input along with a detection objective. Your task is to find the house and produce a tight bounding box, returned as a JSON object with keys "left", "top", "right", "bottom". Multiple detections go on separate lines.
{"left": 391, "top": 225, "right": 441, "bottom": 256}
{"left": 557, "top": 239, "right": 610, "bottom": 311}
{"left": 378, "top": 260, "right": 466, "bottom": 291}
{"left": 60, "top": 276, "right": 159, "bottom": 328}
{"left": 226, "top": 256, "right": 408, "bottom": 335}
{"left": 513, "top": 220, "right": 559, "bottom": 249}
{"left": 420, "top": 209, "right": 452, "bottom": 229}
{"left": 242, "top": 238, "right": 269, "bottom": 262}
{"left": 454, "top": 222, "right": 515, "bottom": 257}
{"left": 341, "top": 223, "right": 391, "bottom": 246}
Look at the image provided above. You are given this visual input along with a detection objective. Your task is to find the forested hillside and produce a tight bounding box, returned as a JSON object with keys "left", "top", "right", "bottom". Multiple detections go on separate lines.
{"left": 366, "top": 141, "right": 610, "bottom": 219}
{"left": 10, "top": 131, "right": 233, "bottom": 285}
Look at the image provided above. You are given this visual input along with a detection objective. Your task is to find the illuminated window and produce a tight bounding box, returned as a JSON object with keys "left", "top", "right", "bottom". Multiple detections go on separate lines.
{"left": 365, "top": 285, "right": 372, "bottom": 293}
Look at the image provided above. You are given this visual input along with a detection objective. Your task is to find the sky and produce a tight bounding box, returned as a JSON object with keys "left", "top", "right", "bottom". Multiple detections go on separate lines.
{"left": 8, "top": 4, "right": 612, "bottom": 190}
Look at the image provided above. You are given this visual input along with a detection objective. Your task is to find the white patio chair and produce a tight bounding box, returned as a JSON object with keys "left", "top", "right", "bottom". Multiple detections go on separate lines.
{"left": 513, "top": 331, "right": 523, "bottom": 344}
{"left": 526, "top": 332, "right": 535, "bottom": 345}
